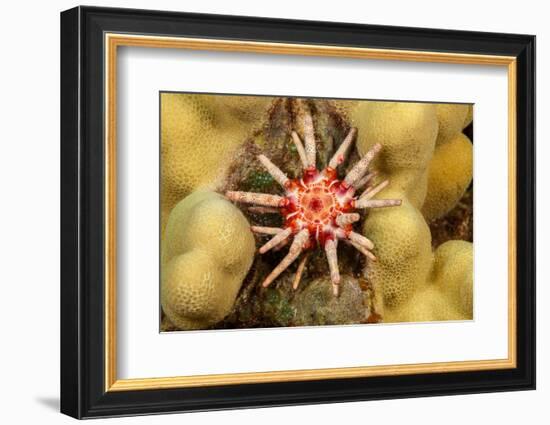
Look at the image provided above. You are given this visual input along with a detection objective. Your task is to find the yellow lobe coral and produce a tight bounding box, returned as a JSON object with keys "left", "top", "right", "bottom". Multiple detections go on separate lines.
{"left": 161, "top": 93, "right": 273, "bottom": 233}
{"left": 161, "top": 190, "right": 255, "bottom": 330}
{"left": 435, "top": 103, "right": 469, "bottom": 146}
{"left": 421, "top": 132, "right": 473, "bottom": 220}
{"left": 463, "top": 104, "right": 473, "bottom": 129}
{"left": 363, "top": 196, "right": 433, "bottom": 308}
{"left": 345, "top": 100, "right": 473, "bottom": 319}
{"left": 385, "top": 240, "right": 473, "bottom": 323}
{"left": 350, "top": 101, "right": 438, "bottom": 209}
{"left": 327, "top": 100, "right": 473, "bottom": 323}
{"left": 431, "top": 240, "right": 473, "bottom": 318}
{"left": 384, "top": 287, "right": 462, "bottom": 323}
{"left": 352, "top": 101, "right": 438, "bottom": 172}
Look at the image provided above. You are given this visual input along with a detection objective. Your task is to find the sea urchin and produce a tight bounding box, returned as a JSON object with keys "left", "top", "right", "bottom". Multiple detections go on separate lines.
{"left": 226, "top": 103, "right": 402, "bottom": 296}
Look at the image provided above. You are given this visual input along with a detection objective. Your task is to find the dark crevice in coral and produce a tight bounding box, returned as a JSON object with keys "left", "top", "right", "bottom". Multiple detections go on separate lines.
{"left": 216, "top": 97, "right": 373, "bottom": 329}
{"left": 429, "top": 185, "right": 473, "bottom": 249}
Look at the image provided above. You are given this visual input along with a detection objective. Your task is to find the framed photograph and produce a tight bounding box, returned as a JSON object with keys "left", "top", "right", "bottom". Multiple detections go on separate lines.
{"left": 60, "top": 6, "right": 535, "bottom": 419}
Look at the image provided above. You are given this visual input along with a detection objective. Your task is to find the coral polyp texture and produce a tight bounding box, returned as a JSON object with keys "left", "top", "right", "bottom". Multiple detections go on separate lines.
{"left": 161, "top": 191, "right": 255, "bottom": 330}
{"left": 225, "top": 103, "right": 401, "bottom": 296}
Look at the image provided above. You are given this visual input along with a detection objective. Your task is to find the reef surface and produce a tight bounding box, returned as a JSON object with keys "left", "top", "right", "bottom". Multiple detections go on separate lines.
{"left": 160, "top": 95, "right": 474, "bottom": 331}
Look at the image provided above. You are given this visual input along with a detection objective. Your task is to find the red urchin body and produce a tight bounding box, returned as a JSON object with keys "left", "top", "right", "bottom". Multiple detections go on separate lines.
{"left": 281, "top": 167, "right": 354, "bottom": 249}
{"left": 226, "top": 102, "right": 401, "bottom": 296}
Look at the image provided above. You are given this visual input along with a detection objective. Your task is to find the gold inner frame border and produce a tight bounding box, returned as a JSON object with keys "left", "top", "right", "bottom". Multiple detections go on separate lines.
{"left": 104, "top": 33, "right": 517, "bottom": 392}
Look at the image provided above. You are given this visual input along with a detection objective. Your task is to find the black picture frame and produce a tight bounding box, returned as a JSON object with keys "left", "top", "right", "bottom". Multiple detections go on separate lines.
{"left": 61, "top": 5, "right": 536, "bottom": 419}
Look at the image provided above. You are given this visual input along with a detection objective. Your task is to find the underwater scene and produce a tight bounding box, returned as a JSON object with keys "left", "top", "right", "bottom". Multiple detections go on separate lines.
{"left": 160, "top": 93, "right": 473, "bottom": 331}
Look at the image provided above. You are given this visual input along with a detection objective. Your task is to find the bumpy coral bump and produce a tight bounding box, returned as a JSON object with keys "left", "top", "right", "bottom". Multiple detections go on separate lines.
{"left": 384, "top": 240, "right": 473, "bottom": 323}
{"left": 422, "top": 132, "right": 473, "bottom": 220}
{"left": 431, "top": 240, "right": 473, "bottom": 318}
{"left": 435, "top": 103, "right": 470, "bottom": 146}
{"left": 363, "top": 198, "right": 433, "bottom": 308}
{"left": 161, "top": 191, "right": 255, "bottom": 330}
{"left": 350, "top": 101, "right": 438, "bottom": 209}
{"left": 161, "top": 94, "right": 274, "bottom": 234}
